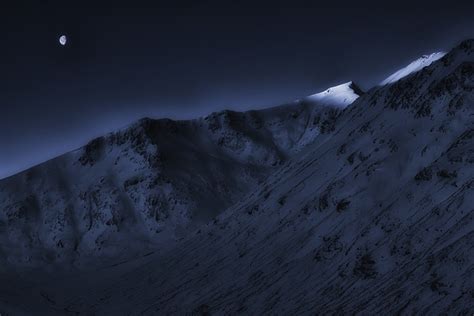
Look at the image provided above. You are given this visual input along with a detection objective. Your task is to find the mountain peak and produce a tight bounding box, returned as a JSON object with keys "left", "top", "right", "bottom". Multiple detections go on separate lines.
{"left": 380, "top": 51, "right": 446, "bottom": 85}
{"left": 306, "top": 81, "right": 363, "bottom": 108}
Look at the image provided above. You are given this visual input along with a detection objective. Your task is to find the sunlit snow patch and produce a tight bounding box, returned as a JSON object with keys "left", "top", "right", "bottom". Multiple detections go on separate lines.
{"left": 381, "top": 52, "right": 446, "bottom": 85}
{"left": 306, "top": 81, "right": 361, "bottom": 109}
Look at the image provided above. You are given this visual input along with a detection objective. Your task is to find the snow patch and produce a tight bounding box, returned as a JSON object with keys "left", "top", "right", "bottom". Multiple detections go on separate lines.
{"left": 381, "top": 52, "right": 446, "bottom": 85}
{"left": 306, "top": 81, "right": 361, "bottom": 108}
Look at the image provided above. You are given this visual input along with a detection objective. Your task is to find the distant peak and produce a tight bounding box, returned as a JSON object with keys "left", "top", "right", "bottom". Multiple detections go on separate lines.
{"left": 306, "top": 81, "right": 363, "bottom": 108}
{"left": 380, "top": 52, "right": 446, "bottom": 85}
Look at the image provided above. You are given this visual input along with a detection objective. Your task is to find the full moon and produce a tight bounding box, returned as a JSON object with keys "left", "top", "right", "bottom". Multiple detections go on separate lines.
{"left": 59, "top": 35, "right": 67, "bottom": 46}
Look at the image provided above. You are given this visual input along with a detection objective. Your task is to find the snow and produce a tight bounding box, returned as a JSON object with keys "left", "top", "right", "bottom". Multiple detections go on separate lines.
{"left": 1, "top": 39, "right": 474, "bottom": 315}
{"left": 306, "top": 81, "right": 360, "bottom": 108}
{"left": 380, "top": 52, "right": 446, "bottom": 85}
{"left": 0, "top": 84, "right": 350, "bottom": 271}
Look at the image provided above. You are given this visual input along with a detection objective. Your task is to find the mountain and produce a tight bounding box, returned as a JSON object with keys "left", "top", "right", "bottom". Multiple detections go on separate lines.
{"left": 381, "top": 51, "right": 446, "bottom": 85}
{"left": 1, "top": 40, "right": 474, "bottom": 315}
{"left": 0, "top": 81, "right": 363, "bottom": 270}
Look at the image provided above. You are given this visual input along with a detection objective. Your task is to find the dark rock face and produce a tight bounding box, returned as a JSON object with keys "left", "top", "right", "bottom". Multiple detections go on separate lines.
{"left": 353, "top": 254, "right": 378, "bottom": 279}
{"left": 415, "top": 167, "right": 433, "bottom": 182}
{"left": 79, "top": 137, "right": 106, "bottom": 166}
{"left": 349, "top": 81, "right": 365, "bottom": 96}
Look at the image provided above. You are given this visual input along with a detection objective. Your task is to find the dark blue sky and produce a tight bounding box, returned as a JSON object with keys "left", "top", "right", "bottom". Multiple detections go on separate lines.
{"left": 1, "top": 0, "right": 474, "bottom": 179}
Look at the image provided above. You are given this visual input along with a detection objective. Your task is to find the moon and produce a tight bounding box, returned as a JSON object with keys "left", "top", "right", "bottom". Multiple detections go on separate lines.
{"left": 59, "top": 35, "right": 67, "bottom": 46}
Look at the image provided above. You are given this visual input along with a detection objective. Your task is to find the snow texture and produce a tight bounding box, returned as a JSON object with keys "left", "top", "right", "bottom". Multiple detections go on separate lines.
{"left": 306, "top": 81, "right": 361, "bottom": 108}
{"left": 0, "top": 82, "right": 361, "bottom": 271}
{"left": 1, "top": 39, "right": 474, "bottom": 315}
{"left": 381, "top": 51, "right": 446, "bottom": 85}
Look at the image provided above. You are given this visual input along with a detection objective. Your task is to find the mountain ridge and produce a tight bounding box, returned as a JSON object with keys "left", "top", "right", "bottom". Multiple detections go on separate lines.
{"left": 1, "top": 39, "right": 473, "bottom": 315}
{"left": 0, "top": 80, "right": 363, "bottom": 270}
{"left": 0, "top": 81, "right": 363, "bottom": 182}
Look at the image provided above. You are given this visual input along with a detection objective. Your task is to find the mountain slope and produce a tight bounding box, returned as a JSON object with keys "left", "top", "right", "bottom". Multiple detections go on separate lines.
{"left": 381, "top": 51, "right": 446, "bottom": 85}
{"left": 1, "top": 40, "right": 474, "bottom": 315}
{"left": 0, "top": 82, "right": 362, "bottom": 269}
{"left": 306, "top": 81, "right": 362, "bottom": 107}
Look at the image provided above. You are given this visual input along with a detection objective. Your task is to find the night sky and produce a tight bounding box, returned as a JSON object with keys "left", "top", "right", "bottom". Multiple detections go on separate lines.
{"left": 1, "top": 0, "right": 474, "bottom": 179}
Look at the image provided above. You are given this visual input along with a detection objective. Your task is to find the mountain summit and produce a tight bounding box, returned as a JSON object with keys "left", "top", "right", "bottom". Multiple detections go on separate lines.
{"left": 306, "top": 81, "right": 363, "bottom": 108}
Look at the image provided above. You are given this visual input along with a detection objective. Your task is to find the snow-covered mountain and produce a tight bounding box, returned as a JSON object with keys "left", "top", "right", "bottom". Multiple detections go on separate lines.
{"left": 0, "top": 81, "right": 363, "bottom": 270}
{"left": 1, "top": 39, "right": 474, "bottom": 315}
{"left": 306, "top": 81, "right": 363, "bottom": 108}
{"left": 381, "top": 51, "right": 446, "bottom": 85}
